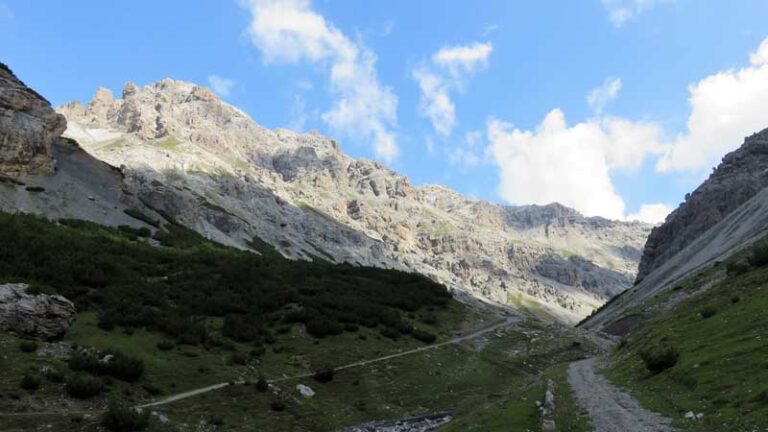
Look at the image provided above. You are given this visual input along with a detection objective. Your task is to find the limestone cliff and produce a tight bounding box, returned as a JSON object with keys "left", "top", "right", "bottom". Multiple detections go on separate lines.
{"left": 57, "top": 79, "right": 652, "bottom": 323}
{"left": 0, "top": 63, "right": 65, "bottom": 175}
{"left": 636, "top": 128, "right": 768, "bottom": 281}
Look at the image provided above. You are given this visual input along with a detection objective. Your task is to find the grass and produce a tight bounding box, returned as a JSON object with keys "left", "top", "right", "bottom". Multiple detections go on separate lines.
{"left": 156, "top": 136, "right": 182, "bottom": 151}
{"left": 605, "top": 249, "right": 768, "bottom": 431}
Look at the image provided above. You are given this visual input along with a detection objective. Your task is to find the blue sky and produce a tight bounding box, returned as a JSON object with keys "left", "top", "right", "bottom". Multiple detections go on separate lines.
{"left": 2, "top": 1, "right": 768, "bottom": 222}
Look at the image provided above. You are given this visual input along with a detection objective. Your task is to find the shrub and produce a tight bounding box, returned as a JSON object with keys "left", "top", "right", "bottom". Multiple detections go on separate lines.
{"left": 68, "top": 350, "right": 144, "bottom": 383}
{"left": 640, "top": 346, "right": 679, "bottom": 374}
{"left": 312, "top": 367, "right": 334, "bottom": 383}
{"left": 255, "top": 376, "right": 269, "bottom": 392}
{"left": 305, "top": 318, "right": 343, "bottom": 338}
{"left": 156, "top": 340, "right": 175, "bottom": 351}
{"left": 101, "top": 400, "right": 150, "bottom": 432}
{"left": 343, "top": 323, "right": 359, "bottom": 332}
{"left": 750, "top": 239, "right": 768, "bottom": 267}
{"left": 380, "top": 327, "right": 400, "bottom": 339}
{"left": 700, "top": 307, "right": 717, "bottom": 319}
{"left": 411, "top": 329, "right": 437, "bottom": 344}
{"left": 142, "top": 384, "right": 162, "bottom": 396}
{"left": 25, "top": 186, "right": 45, "bottom": 193}
{"left": 228, "top": 352, "right": 248, "bottom": 366}
{"left": 270, "top": 400, "right": 286, "bottom": 412}
{"left": 18, "top": 340, "right": 38, "bottom": 353}
{"left": 208, "top": 415, "right": 225, "bottom": 426}
{"left": 420, "top": 313, "right": 438, "bottom": 325}
{"left": 731, "top": 296, "right": 741, "bottom": 304}
{"left": 66, "top": 374, "right": 104, "bottom": 399}
{"left": 20, "top": 373, "right": 41, "bottom": 391}
{"left": 43, "top": 367, "right": 65, "bottom": 383}
{"left": 726, "top": 259, "right": 751, "bottom": 277}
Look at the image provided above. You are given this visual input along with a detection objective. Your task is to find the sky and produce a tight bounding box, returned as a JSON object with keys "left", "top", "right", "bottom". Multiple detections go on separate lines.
{"left": 2, "top": 0, "right": 768, "bottom": 223}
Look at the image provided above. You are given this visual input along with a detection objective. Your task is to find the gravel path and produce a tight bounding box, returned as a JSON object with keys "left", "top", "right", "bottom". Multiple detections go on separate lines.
{"left": 138, "top": 316, "right": 520, "bottom": 409}
{"left": 567, "top": 358, "right": 676, "bottom": 432}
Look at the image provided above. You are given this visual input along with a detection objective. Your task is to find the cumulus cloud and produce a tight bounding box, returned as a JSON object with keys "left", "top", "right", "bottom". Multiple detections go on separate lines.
{"left": 602, "top": 0, "right": 674, "bottom": 27}
{"left": 433, "top": 42, "right": 493, "bottom": 76}
{"left": 587, "top": 77, "right": 622, "bottom": 114}
{"left": 208, "top": 75, "right": 236, "bottom": 97}
{"left": 626, "top": 203, "right": 672, "bottom": 224}
{"left": 413, "top": 42, "right": 492, "bottom": 136}
{"left": 240, "top": 0, "right": 399, "bottom": 161}
{"left": 448, "top": 130, "right": 485, "bottom": 167}
{"left": 657, "top": 36, "right": 768, "bottom": 172}
{"left": 487, "top": 110, "right": 664, "bottom": 220}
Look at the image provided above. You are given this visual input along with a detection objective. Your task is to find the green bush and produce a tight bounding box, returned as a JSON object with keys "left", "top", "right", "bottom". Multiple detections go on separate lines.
{"left": 749, "top": 239, "right": 768, "bottom": 267}
{"left": 68, "top": 349, "right": 144, "bottom": 383}
{"left": 411, "top": 329, "right": 437, "bottom": 344}
{"left": 255, "top": 376, "right": 269, "bottom": 392}
{"left": 18, "top": 340, "right": 38, "bottom": 353}
{"left": 312, "top": 367, "right": 334, "bottom": 383}
{"left": 380, "top": 327, "right": 400, "bottom": 339}
{"left": 726, "top": 259, "right": 751, "bottom": 277}
{"left": 65, "top": 374, "right": 104, "bottom": 399}
{"left": 228, "top": 352, "right": 248, "bottom": 366}
{"left": 25, "top": 186, "right": 45, "bottom": 193}
{"left": 640, "top": 346, "right": 679, "bottom": 374}
{"left": 43, "top": 367, "right": 65, "bottom": 383}
{"left": 20, "top": 373, "right": 41, "bottom": 391}
{"left": 270, "top": 400, "right": 286, "bottom": 412}
{"left": 156, "top": 340, "right": 175, "bottom": 351}
{"left": 700, "top": 307, "right": 717, "bottom": 319}
{"left": 101, "top": 400, "right": 150, "bottom": 432}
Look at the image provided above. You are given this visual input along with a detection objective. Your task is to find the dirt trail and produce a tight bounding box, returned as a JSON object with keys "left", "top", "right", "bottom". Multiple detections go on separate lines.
{"left": 567, "top": 358, "right": 676, "bottom": 432}
{"left": 138, "top": 316, "right": 520, "bottom": 409}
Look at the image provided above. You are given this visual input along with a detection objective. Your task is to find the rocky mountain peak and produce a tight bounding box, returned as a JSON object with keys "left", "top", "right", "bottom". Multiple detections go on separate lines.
{"left": 0, "top": 63, "right": 66, "bottom": 175}
{"left": 636, "top": 127, "right": 768, "bottom": 281}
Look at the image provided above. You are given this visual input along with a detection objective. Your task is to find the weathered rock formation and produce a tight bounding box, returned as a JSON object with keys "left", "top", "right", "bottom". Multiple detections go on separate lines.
{"left": 0, "top": 283, "right": 76, "bottom": 340}
{"left": 637, "top": 128, "right": 768, "bottom": 281}
{"left": 0, "top": 63, "right": 65, "bottom": 175}
{"left": 54, "top": 79, "right": 651, "bottom": 323}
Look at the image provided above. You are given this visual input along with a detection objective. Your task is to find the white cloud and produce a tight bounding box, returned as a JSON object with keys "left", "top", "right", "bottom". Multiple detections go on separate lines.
{"left": 207, "top": 75, "right": 236, "bottom": 97}
{"left": 487, "top": 110, "right": 664, "bottom": 220}
{"left": 602, "top": 0, "right": 674, "bottom": 27}
{"left": 433, "top": 42, "right": 493, "bottom": 76}
{"left": 240, "top": 0, "right": 399, "bottom": 161}
{"left": 657, "top": 36, "right": 768, "bottom": 172}
{"left": 626, "top": 203, "right": 672, "bottom": 224}
{"left": 412, "top": 67, "right": 455, "bottom": 136}
{"left": 587, "top": 77, "right": 622, "bottom": 114}
{"left": 413, "top": 42, "right": 492, "bottom": 136}
{"left": 287, "top": 95, "right": 307, "bottom": 131}
{"left": 448, "top": 130, "right": 485, "bottom": 167}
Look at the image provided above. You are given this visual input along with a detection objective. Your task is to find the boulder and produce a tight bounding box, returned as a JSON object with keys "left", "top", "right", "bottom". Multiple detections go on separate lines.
{"left": 0, "top": 283, "right": 76, "bottom": 341}
{"left": 296, "top": 384, "right": 315, "bottom": 398}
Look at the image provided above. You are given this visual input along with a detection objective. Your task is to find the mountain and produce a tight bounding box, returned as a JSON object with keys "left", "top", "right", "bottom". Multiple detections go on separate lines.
{"left": 636, "top": 128, "right": 768, "bottom": 282}
{"left": 581, "top": 127, "right": 768, "bottom": 331}
{"left": 55, "top": 79, "right": 652, "bottom": 323}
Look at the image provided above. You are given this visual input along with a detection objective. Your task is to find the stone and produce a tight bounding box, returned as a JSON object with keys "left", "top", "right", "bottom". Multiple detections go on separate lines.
{"left": 0, "top": 283, "right": 76, "bottom": 341}
{"left": 542, "top": 419, "right": 556, "bottom": 432}
{"left": 0, "top": 63, "right": 65, "bottom": 175}
{"left": 296, "top": 384, "right": 315, "bottom": 397}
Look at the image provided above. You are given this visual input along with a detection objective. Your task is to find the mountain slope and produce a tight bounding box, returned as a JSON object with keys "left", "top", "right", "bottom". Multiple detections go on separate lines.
{"left": 57, "top": 80, "right": 652, "bottom": 323}
{"left": 636, "top": 128, "right": 768, "bottom": 281}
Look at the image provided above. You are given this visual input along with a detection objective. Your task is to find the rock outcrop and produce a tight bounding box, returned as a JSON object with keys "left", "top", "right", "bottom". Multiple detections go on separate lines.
{"left": 0, "top": 63, "right": 65, "bottom": 175}
{"left": 0, "top": 283, "right": 76, "bottom": 340}
{"left": 637, "top": 128, "right": 768, "bottom": 281}
{"left": 57, "top": 79, "right": 652, "bottom": 323}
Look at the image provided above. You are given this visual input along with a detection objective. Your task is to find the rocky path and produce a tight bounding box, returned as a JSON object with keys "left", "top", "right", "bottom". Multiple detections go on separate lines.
{"left": 567, "top": 358, "right": 676, "bottom": 432}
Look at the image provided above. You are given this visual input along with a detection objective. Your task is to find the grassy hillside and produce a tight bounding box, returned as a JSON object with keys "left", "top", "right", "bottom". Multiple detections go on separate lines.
{"left": 0, "top": 212, "right": 597, "bottom": 431}
{"left": 604, "top": 238, "right": 768, "bottom": 431}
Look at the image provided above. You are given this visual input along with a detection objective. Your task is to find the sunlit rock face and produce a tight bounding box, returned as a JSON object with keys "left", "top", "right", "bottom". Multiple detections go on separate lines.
{"left": 58, "top": 79, "right": 652, "bottom": 324}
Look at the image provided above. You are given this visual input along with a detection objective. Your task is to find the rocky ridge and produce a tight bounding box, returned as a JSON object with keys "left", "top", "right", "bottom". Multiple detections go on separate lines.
{"left": 0, "top": 63, "right": 66, "bottom": 175}
{"left": 56, "top": 79, "right": 652, "bottom": 323}
{"left": 637, "top": 127, "right": 768, "bottom": 281}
